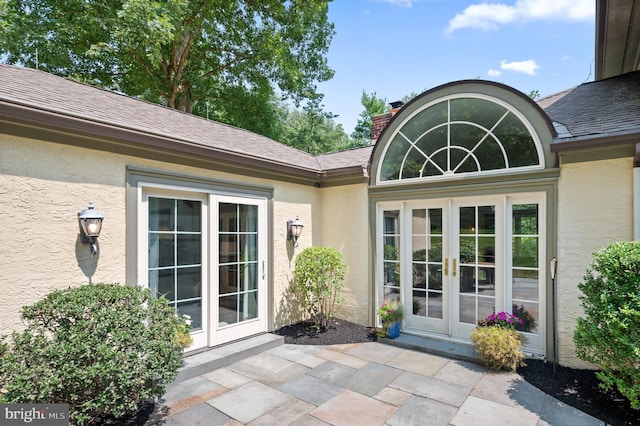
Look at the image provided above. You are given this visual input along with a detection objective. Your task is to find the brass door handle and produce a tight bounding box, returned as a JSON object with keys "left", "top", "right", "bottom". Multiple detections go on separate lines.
{"left": 444, "top": 258, "right": 448, "bottom": 276}
{"left": 453, "top": 258, "right": 457, "bottom": 277}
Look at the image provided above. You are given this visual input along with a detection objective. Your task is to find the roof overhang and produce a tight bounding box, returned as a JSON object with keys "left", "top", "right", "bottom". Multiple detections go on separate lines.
{"left": 0, "top": 100, "right": 368, "bottom": 186}
{"left": 595, "top": 0, "right": 640, "bottom": 80}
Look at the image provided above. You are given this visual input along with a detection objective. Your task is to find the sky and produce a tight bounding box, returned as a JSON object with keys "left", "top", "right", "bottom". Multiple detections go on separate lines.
{"left": 319, "top": 0, "right": 596, "bottom": 134}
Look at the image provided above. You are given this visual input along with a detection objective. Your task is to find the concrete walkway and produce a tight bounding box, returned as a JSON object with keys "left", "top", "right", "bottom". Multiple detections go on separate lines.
{"left": 150, "top": 336, "right": 603, "bottom": 426}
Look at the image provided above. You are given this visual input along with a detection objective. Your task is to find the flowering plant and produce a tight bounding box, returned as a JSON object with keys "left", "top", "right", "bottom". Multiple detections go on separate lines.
{"left": 477, "top": 311, "right": 523, "bottom": 329}
{"left": 378, "top": 299, "right": 404, "bottom": 323}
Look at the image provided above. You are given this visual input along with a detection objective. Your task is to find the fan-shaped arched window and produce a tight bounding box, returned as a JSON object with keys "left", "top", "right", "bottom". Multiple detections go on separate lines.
{"left": 378, "top": 95, "right": 543, "bottom": 183}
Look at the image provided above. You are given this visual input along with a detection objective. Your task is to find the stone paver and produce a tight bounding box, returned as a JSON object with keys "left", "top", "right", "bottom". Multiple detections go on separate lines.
{"left": 334, "top": 362, "right": 403, "bottom": 397}
{"left": 161, "top": 376, "right": 225, "bottom": 404}
{"left": 373, "top": 386, "right": 413, "bottom": 406}
{"left": 248, "top": 398, "right": 316, "bottom": 426}
{"left": 289, "top": 414, "right": 332, "bottom": 425}
{"left": 391, "top": 371, "right": 472, "bottom": 407}
{"left": 433, "top": 360, "right": 486, "bottom": 388}
{"left": 450, "top": 395, "right": 539, "bottom": 426}
{"left": 160, "top": 402, "right": 232, "bottom": 426}
{"left": 313, "top": 347, "right": 370, "bottom": 369}
{"left": 472, "top": 371, "right": 547, "bottom": 414}
{"left": 386, "top": 395, "right": 458, "bottom": 426}
{"left": 538, "top": 395, "right": 605, "bottom": 426}
{"left": 203, "top": 367, "right": 253, "bottom": 389}
{"left": 160, "top": 339, "right": 605, "bottom": 426}
{"left": 306, "top": 360, "right": 357, "bottom": 384}
{"left": 277, "top": 373, "right": 344, "bottom": 406}
{"left": 207, "top": 381, "right": 295, "bottom": 424}
{"left": 310, "top": 389, "right": 398, "bottom": 426}
{"left": 386, "top": 350, "right": 449, "bottom": 376}
{"left": 266, "top": 344, "right": 326, "bottom": 368}
{"left": 227, "top": 352, "right": 309, "bottom": 387}
{"left": 343, "top": 341, "right": 403, "bottom": 364}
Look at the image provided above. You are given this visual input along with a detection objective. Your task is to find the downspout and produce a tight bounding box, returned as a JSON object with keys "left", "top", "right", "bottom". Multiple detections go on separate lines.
{"left": 634, "top": 143, "right": 640, "bottom": 240}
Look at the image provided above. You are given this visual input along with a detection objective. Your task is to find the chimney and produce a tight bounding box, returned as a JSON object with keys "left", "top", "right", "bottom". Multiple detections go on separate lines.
{"left": 371, "top": 101, "right": 404, "bottom": 143}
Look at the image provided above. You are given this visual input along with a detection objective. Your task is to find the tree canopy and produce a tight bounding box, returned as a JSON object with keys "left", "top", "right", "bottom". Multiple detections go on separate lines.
{"left": 0, "top": 0, "right": 335, "bottom": 138}
{"left": 279, "top": 95, "right": 350, "bottom": 154}
{"left": 351, "top": 91, "right": 387, "bottom": 144}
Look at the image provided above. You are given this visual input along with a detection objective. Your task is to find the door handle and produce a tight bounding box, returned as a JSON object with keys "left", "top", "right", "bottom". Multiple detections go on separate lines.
{"left": 444, "top": 258, "right": 448, "bottom": 276}
{"left": 262, "top": 260, "right": 265, "bottom": 280}
{"left": 453, "top": 258, "right": 457, "bottom": 277}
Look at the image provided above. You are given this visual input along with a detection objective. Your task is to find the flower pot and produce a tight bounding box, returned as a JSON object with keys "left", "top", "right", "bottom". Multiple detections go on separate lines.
{"left": 386, "top": 321, "right": 400, "bottom": 338}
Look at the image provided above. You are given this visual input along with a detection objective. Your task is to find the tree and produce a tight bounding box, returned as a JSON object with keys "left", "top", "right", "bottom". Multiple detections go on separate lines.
{"left": 0, "top": 0, "right": 335, "bottom": 137}
{"left": 280, "top": 94, "right": 350, "bottom": 154}
{"left": 351, "top": 91, "right": 387, "bottom": 144}
{"left": 527, "top": 89, "right": 541, "bottom": 100}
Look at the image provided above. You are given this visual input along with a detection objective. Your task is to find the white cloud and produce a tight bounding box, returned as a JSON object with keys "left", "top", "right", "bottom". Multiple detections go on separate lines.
{"left": 447, "top": 0, "right": 594, "bottom": 33}
{"left": 500, "top": 59, "right": 540, "bottom": 75}
{"left": 561, "top": 54, "right": 571, "bottom": 61}
{"left": 487, "top": 69, "right": 502, "bottom": 77}
{"left": 378, "top": 0, "right": 416, "bottom": 7}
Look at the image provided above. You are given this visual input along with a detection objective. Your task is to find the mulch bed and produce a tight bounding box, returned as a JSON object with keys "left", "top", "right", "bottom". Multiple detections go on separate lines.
{"left": 273, "top": 317, "right": 640, "bottom": 426}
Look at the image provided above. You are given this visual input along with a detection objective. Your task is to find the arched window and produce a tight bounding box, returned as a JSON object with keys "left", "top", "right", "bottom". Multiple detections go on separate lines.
{"left": 378, "top": 95, "right": 544, "bottom": 183}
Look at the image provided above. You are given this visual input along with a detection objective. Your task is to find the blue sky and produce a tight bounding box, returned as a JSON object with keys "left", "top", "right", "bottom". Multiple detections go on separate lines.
{"left": 319, "top": 0, "right": 595, "bottom": 134}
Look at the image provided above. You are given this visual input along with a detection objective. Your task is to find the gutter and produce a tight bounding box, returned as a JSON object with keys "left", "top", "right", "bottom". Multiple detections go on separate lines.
{"left": 1, "top": 100, "right": 354, "bottom": 183}
{"left": 550, "top": 129, "right": 640, "bottom": 152}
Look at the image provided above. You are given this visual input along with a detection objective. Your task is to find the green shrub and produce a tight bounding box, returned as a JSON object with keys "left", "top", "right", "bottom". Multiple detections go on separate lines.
{"left": 471, "top": 326, "right": 526, "bottom": 371}
{"left": 0, "top": 283, "right": 191, "bottom": 425}
{"left": 574, "top": 241, "right": 640, "bottom": 409}
{"left": 292, "top": 246, "right": 347, "bottom": 330}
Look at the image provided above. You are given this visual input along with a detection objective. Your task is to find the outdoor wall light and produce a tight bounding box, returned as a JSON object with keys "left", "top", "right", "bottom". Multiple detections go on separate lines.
{"left": 287, "top": 216, "right": 304, "bottom": 247}
{"left": 78, "top": 202, "right": 104, "bottom": 256}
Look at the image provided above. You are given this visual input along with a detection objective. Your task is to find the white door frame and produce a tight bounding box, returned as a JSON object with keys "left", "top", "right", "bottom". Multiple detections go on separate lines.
{"left": 376, "top": 192, "right": 546, "bottom": 355}
{"left": 138, "top": 185, "right": 268, "bottom": 351}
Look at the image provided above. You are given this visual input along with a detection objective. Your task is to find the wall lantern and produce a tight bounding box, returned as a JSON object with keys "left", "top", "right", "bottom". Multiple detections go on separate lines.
{"left": 287, "top": 216, "right": 304, "bottom": 247}
{"left": 78, "top": 202, "right": 104, "bottom": 256}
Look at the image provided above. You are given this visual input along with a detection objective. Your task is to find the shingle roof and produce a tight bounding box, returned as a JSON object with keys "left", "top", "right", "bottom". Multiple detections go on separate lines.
{"left": 543, "top": 70, "right": 640, "bottom": 140}
{"left": 315, "top": 146, "right": 374, "bottom": 172}
{"left": 0, "top": 64, "right": 327, "bottom": 173}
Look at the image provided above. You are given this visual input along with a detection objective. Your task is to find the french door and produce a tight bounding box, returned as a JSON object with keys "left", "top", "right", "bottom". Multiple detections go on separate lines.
{"left": 379, "top": 193, "right": 544, "bottom": 354}
{"left": 143, "top": 190, "right": 267, "bottom": 350}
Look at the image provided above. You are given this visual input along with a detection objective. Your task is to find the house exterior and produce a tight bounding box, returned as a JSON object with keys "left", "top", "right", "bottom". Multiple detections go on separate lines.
{"left": 1, "top": 0, "right": 638, "bottom": 368}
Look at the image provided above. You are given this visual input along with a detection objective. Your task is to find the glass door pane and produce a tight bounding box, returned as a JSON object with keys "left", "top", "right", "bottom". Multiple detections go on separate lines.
{"left": 148, "top": 197, "right": 203, "bottom": 331}
{"left": 382, "top": 210, "right": 401, "bottom": 302}
{"left": 458, "top": 205, "right": 496, "bottom": 325}
{"left": 512, "top": 203, "right": 539, "bottom": 333}
{"left": 218, "top": 202, "right": 259, "bottom": 326}
{"left": 411, "top": 208, "right": 444, "bottom": 319}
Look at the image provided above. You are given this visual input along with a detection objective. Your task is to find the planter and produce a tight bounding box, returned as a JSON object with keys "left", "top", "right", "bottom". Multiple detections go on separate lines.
{"left": 386, "top": 321, "right": 401, "bottom": 338}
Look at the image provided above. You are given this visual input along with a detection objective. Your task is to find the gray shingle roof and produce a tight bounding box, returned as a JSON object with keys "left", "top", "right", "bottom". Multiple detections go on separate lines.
{"left": 0, "top": 64, "right": 325, "bottom": 173}
{"left": 543, "top": 70, "right": 640, "bottom": 140}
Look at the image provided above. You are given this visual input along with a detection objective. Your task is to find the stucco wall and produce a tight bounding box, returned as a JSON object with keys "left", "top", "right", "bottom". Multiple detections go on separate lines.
{"left": 556, "top": 156, "right": 633, "bottom": 368}
{"left": 0, "top": 134, "right": 321, "bottom": 335}
{"left": 318, "top": 184, "right": 370, "bottom": 325}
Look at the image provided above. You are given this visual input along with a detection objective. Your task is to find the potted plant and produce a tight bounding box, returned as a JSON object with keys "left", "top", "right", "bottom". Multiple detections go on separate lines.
{"left": 378, "top": 299, "right": 404, "bottom": 338}
{"left": 471, "top": 311, "right": 526, "bottom": 371}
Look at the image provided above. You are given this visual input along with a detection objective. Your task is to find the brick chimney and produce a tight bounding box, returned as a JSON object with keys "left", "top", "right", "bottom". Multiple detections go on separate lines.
{"left": 371, "top": 101, "right": 404, "bottom": 143}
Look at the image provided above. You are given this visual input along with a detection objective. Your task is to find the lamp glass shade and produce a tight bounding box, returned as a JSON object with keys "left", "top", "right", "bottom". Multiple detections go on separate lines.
{"left": 82, "top": 218, "right": 103, "bottom": 237}
{"left": 78, "top": 203, "right": 104, "bottom": 238}
{"left": 290, "top": 218, "right": 303, "bottom": 238}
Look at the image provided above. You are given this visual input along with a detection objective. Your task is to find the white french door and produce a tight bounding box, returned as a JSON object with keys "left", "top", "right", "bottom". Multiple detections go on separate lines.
{"left": 141, "top": 189, "right": 267, "bottom": 350}
{"left": 212, "top": 196, "right": 267, "bottom": 346}
{"left": 378, "top": 193, "right": 545, "bottom": 354}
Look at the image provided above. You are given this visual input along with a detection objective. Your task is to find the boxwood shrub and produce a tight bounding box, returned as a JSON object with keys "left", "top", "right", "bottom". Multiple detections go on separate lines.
{"left": 574, "top": 241, "right": 640, "bottom": 409}
{"left": 0, "top": 283, "right": 191, "bottom": 425}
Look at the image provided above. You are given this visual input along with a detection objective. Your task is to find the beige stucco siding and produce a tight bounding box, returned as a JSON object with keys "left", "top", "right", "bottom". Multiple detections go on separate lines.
{"left": 556, "top": 156, "right": 633, "bottom": 368}
{"left": 319, "top": 184, "right": 370, "bottom": 325}
{"left": 0, "top": 134, "right": 322, "bottom": 334}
